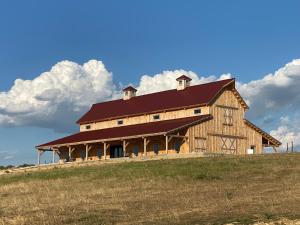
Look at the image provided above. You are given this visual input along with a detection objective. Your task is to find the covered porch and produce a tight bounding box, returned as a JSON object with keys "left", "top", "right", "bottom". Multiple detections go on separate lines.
{"left": 36, "top": 115, "right": 211, "bottom": 165}
{"left": 244, "top": 119, "right": 282, "bottom": 152}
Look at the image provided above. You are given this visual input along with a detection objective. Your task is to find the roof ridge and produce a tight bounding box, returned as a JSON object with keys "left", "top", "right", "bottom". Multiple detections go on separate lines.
{"left": 93, "top": 78, "right": 235, "bottom": 106}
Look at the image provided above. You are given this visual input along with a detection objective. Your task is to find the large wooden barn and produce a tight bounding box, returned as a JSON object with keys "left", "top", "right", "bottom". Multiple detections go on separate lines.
{"left": 36, "top": 76, "right": 281, "bottom": 164}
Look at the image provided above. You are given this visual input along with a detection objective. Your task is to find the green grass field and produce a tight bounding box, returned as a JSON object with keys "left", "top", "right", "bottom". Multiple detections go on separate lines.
{"left": 0, "top": 153, "right": 299, "bottom": 225}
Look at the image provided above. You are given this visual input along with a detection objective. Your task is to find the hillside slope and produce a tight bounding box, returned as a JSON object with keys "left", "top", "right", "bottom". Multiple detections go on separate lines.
{"left": 0, "top": 154, "right": 299, "bottom": 225}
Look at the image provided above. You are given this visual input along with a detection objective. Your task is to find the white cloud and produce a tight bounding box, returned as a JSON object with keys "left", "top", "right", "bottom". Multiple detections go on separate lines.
{"left": 0, "top": 150, "right": 16, "bottom": 161}
{"left": 1, "top": 57, "right": 300, "bottom": 149}
{"left": 0, "top": 60, "right": 116, "bottom": 132}
{"left": 270, "top": 115, "right": 300, "bottom": 150}
{"left": 237, "top": 59, "right": 300, "bottom": 119}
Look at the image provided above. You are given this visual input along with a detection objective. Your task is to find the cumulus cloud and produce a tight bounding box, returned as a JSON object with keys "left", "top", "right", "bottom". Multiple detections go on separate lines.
{"left": 238, "top": 59, "right": 300, "bottom": 119}
{"left": 270, "top": 115, "right": 300, "bottom": 150}
{"left": 1, "top": 57, "right": 300, "bottom": 149}
{"left": 0, "top": 60, "right": 116, "bottom": 132}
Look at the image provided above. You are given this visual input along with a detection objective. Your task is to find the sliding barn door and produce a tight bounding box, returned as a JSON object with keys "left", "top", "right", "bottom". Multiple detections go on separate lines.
{"left": 220, "top": 137, "right": 237, "bottom": 154}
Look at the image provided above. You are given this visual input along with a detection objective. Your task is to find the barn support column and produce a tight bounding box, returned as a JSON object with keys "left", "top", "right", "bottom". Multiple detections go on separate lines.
{"left": 165, "top": 135, "right": 168, "bottom": 154}
{"left": 85, "top": 144, "right": 92, "bottom": 161}
{"left": 103, "top": 142, "right": 110, "bottom": 160}
{"left": 52, "top": 148, "right": 56, "bottom": 164}
{"left": 123, "top": 140, "right": 126, "bottom": 157}
{"left": 143, "top": 137, "right": 150, "bottom": 156}
{"left": 123, "top": 140, "right": 129, "bottom": 157}
{"left": 36, "top": 149, "right": 45, "bottom": 165}
{"left": 68, "top": 146, "right": 75, "bottom": 162}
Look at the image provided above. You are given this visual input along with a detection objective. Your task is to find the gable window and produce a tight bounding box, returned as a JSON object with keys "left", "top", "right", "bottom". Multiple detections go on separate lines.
{"left": 117, "top": 120, "right": 123, "bottom": 125}
{"left": 194, "top": 108, "right": 201, "bottom": 114}
{"left": 223, "top": 108, "right": 233, "bottom": 125}
{"left": 153, "top": 114, "right": 160, "bottom": 120}
{"left": 86, "top": 125, "right": 91, "bottom": 130}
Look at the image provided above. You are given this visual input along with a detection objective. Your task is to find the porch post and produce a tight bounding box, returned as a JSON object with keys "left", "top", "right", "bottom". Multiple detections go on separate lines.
{"left": 104, "top": 142, "right": 107, "bottom": 160}
{"left": 165, "top": 135, "right": 168, "bottom": 154}
{"left": 68, "top": 146, "right": 72, "bottom": 161}
{"left": 52, "top": 148, "right": 55, "bottom": 164}
{"left": 85, "top": 144, "right": 89, "bottom": 161}
{"left": 143, "top": 137, "right": 147, "bottom": 156}
{"left": 37, "top": 149, "right": 40, "bottom": 165}
{"left": 123, "top": 140, "right": 126, "bottom": 157}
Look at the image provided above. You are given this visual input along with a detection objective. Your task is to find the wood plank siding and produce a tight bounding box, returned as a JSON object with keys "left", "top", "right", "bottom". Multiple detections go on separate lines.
{"left": 186, "top": 90, "right": 263, "bottom": 154}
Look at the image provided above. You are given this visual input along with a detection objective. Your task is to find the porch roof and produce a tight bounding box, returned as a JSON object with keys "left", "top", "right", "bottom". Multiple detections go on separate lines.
{"left": 244, "top": 119, "right": 282, "bottom": 147}
{"left": 37, "top": 115, "right": 212, "bottom": 149}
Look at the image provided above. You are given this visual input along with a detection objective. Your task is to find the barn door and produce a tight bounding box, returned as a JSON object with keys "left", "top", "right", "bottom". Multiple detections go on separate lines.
{"left": 220, "top": 137, "right": 237, "bottom": 154}
{"left": 194, "top": 137, "right": 207, "bottom": 153}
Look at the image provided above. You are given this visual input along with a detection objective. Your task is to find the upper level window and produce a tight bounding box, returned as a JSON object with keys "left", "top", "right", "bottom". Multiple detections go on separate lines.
{"left": 117, "top": 120, "right": 123, "bottom": 125}
{"left": 153, "top": 114, "right": 160, "bottom": 120}
{"left": 86, "top": 125, "right": 91, "bottom": 130}
{"left": 194, "top": 108, "right": 201, "bottom": 114}
{"left": 223, "top": 108, "right": 233, "bottom": 125}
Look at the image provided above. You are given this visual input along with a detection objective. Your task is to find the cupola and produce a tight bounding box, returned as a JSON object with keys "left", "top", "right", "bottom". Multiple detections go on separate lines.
{"left": 176, "top": 75, "right": 192, "bottom": 90}
{"left": 123, "top": 86, "right": 137, "bottom": 100}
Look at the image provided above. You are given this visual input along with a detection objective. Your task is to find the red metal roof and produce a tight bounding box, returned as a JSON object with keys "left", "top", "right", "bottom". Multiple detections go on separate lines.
{"left": 176, "top": 75, "right": 192, "bottom": 81}
{"left": 77, "top": 78, "right": 235, "bottom": 124}
{"left": 37, "top": 115, "right": 212, "bottom": 148}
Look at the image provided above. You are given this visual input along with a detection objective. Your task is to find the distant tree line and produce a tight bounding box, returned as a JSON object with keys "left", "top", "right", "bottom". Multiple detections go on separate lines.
{"left": 0, "top": 164, "right": 34, "bottom": 170}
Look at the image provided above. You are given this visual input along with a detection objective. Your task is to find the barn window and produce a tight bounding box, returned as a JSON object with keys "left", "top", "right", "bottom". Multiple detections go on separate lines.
{"left": 194, "top": 108, "right": 201, "bottom": 114}
{"left": 220, "top": 137, "right": 237, "bottom": 154}
{"left": 153, "top": 143, "right": 159, "bottom": 154}
{"left": 174, "top": 141, "right": 181, "bottom": 153}
{"left": 194, "top": 137, "right": 206, "bottom": 152}
{"left": 117, "top": 120, "right": 123, "bottom": 125}
{"left": 153, "top": 114, "right": 160, "bottom": 120}
{"left": 97, "top": 147, "right": 102, "bottom": 158}
{"left": 86, "top": 125, "right": 91, "bottom": 130}
{"left": 223, "top": 108, "right": 233, "bottom": 125}
{"left": 133, "top": 146, "right": 139, "bottom": 156}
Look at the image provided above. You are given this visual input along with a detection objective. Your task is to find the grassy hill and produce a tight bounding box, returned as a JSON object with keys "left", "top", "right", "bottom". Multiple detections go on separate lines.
{"left": 0, "top": 154, "right": 299, "bottom": 225}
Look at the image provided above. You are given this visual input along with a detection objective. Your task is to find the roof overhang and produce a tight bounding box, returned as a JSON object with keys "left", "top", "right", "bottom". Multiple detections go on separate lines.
{"left": 37, "top": 115, "right": 213, "bottom": 150}
{"left": 244, "top": 119, "right": 281, "bottom": 147}
{"left": 208, "top": 79, "right": 249, "bottom": 110}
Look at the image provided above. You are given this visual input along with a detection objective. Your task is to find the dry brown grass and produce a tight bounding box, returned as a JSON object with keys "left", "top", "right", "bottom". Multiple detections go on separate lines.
{"left": 0, "top": 153, "right": 299, "bottom": 225}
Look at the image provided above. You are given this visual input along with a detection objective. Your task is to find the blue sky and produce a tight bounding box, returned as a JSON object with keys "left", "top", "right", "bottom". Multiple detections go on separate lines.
{"left": 1, "top": 0, "right": 300, "bottom": 165}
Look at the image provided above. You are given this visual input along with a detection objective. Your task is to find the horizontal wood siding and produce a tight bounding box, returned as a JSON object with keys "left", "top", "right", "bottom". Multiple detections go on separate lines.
{"left": 80, "top": 106, "right": 210, "bottom": 131}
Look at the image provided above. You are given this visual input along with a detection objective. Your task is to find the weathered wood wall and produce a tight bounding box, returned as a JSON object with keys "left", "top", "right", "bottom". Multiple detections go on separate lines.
{"left": 80, "top": 106, "right": 210, "bottom": 131}
{"left": 186, "top": 89, "right": 263, "bottom": 154}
